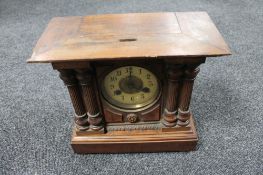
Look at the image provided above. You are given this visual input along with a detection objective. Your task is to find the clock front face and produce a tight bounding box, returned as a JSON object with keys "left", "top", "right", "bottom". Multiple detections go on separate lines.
{"left": 102, "top": 66, "right": 160, "bottom": 110}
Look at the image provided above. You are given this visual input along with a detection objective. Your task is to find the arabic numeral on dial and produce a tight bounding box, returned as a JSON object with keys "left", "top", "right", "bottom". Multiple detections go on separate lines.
{"left": 129, "top": 67, "right": 133, "bottom": 74}
{"left": 110, "top": 76, "right": 117, "bottom": 82}
{"left": 141, "top": 94, "right": 145, "bottom": 99}
{"left": 121, "top": 95, "right": 125, "bottom": 101}
{"left": 146, "top": 74, "right": 151, "bottom": 79}
{"left": 139, "top": 69, "right": 142, "bottom": 74}
{"left": 110, "top": 84, "right": 114, "bottom": 89}
{"left": 116, "top": 70, "right": 121, "bottom": 76}
{"left": 131, "top": 96, "right": 135, "bottom": 101}
{"left": 148, "top": 81, "right": 153, "bottom": 86}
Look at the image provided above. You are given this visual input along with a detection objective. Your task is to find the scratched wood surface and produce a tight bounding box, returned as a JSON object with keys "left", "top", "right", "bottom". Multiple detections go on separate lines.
{"left": 28, "top": 12, "right": 231, "bottom": 63}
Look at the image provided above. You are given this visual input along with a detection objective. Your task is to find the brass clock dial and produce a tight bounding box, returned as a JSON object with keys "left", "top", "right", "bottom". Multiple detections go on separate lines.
{"left": 102, "top": 66, "right": 160, "bottom": 110}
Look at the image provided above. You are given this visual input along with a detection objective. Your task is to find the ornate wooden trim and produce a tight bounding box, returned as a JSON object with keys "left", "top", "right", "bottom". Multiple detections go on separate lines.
{"left": 107, "top": 123, "right": 161, "bottom": 131}
{"left": 71, "top": 114, "right": 198, "bottom": 153}
{"left": 58, "top": 69, "right": 89, "bottom": 130}
{"left": 162, "top": 64, "right": 183, "bottom": 127}
{"left": 75, "top": 69, "right": 104, "bottom": 131}
{"left": 177, "top": 64, "right": 200, "bottom": 126}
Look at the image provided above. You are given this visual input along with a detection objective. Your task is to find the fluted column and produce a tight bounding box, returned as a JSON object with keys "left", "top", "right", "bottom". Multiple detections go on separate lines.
{"left": 75, "top": 69, "right": 104, "bottom": 131}
{"left": 58, "top": 69, "right": 89, "bottom": 130}
{"left": 177, "top": 64, "right": 200, "bottom": 126}
{"left": 162, "top": 64, "right": 183, "bottom": 127}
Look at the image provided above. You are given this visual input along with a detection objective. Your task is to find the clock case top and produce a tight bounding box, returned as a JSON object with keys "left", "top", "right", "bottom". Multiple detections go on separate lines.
{"left": 27, "top": 12, "right": 231, "bottom": 63}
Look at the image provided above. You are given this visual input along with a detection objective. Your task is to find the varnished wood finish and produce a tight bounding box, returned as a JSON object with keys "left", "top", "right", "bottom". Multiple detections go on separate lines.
{"left": 27, "top": 12, "right": 230, "bottom": 63}
{"left": 177, "top": 64, "right": 200, "bottom": 126}
{"left": 162, "top": 64, "right": 183, "bottom": 127}
{"left": 104, "top": 108, "right": 123, "bottom": 123}
{"left": 58, "top": 69, "right": 89, "bottom": 130}
{"left": 28, "top": 12, "right": 231, "bottom": 153}
{"left": 58, "top": 68, "right": 104, "bottom": 132}
{"left": 75, "top": 69, "right": 104, "bottom": 131}
{"left": 71, "top": 114, "right": 197, "bottom": 153}
{"left": 141, "top": 104, "right": 160, "bottom": 122}
{"left": 52, "top": 62, "right": 91, "bottom": 69}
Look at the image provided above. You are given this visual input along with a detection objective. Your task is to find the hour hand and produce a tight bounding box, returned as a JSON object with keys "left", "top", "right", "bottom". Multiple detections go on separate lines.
{"left": 114, "top": 89, "right": 122, "bottom": 95}
{"left": 142, "top": 87, "right": 150, "bottom": 93}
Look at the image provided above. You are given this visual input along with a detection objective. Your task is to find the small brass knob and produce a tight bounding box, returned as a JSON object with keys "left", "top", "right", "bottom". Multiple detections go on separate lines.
{"left": 127, "top": 113, "right": 138, "bottom": 123}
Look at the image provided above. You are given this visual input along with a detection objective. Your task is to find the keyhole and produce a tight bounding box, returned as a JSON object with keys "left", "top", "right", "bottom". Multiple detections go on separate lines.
{"left": 119, "top": 38, "right": 137, "bottom": 42}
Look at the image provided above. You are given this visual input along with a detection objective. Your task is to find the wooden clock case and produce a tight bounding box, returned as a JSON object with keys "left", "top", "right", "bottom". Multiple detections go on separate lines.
{"left": 27, "top": 12, "right": 231, "bottom": 153}
{"left": 51, "top": 57, "right": 205, "bottom": 153}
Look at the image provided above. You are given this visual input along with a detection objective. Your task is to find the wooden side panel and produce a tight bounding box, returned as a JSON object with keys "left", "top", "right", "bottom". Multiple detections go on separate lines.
{"left": 141, "top": 104, "right": 160, "bottom": 121}
{"left": 104, "top": 108, "right": 123, "bottom": 123}
{"left": 72, "top": 140, "right": 197, "bottom": 153}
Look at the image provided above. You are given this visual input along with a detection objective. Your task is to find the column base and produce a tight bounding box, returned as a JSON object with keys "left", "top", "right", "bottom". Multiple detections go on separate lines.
{"left": 71, "top": 114, "right": 198, "bottom": 153}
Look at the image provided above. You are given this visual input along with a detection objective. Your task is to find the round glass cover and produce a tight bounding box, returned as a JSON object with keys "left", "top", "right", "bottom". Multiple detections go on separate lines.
{"left": 102, "top": 66, "right": 160, "bottom": 110}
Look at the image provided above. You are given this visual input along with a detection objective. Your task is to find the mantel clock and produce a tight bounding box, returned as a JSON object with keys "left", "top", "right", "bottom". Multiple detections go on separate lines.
{"left": 28, "top": 12, "right": 231, "bottom": 153}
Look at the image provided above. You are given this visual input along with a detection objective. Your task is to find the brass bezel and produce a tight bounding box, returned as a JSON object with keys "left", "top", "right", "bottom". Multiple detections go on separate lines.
{"left": 100, "top": 65, "right": 161, "bottom": 112}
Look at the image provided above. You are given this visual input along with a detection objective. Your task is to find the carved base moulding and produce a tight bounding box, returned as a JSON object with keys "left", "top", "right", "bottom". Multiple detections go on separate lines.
{"left": 72, "top": 114, "right": 197, "bottom": 153}
{"left": 27, "top": 12, "right": 231, "bottom": 154}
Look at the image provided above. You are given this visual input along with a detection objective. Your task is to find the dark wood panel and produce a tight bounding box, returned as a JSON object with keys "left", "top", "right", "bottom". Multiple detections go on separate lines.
{"left": 71, "top": 114, "right": 198, "bottom": 153}
{"left": 141, "top": 104, "right": 160, "bottom": 121}
{"left": 72, "top": 140, "right": 197, "bottom": 153}
{"left": 104, "top": 108, "right": 123, "bottom": 123}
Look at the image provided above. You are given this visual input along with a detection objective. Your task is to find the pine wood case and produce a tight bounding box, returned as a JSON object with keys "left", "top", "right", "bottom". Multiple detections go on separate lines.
{"left": 27, "top": 12, "right": 231, "bottom": 153}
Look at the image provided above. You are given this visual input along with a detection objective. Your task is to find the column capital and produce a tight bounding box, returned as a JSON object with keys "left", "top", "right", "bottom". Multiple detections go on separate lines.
{"left": 184, "top": 64, "right": 201, "bottom": 80}
{"left": 58, "top": 69, "right": 78, "bottom": 86}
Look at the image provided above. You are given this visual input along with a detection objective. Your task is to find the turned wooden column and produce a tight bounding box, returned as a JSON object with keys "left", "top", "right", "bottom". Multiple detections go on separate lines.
{"left": 177, "top": 64, "right": 200, "bottom": 126}
{"left": 58, "top": 69, "right": 89, "bottom": 130}
{"left": 75, "top": 69, "right": 104, "bottom": 131}
{"left": 162, "top": 64, "right": 183, "bottom": 127}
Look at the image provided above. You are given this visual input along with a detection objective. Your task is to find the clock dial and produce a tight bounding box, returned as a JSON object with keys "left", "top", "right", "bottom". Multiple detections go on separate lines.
{"left": 102, "top": 66, "right": 160, "bottom": 109}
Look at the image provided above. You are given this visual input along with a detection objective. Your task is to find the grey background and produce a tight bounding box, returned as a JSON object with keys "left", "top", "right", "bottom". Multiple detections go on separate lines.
{"left": 0, "top": 0, "right": 262, "bottom": 174}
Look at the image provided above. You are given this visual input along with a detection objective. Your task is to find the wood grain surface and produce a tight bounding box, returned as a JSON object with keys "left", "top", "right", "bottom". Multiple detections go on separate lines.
{"left": 28, "top": 12, "right": 231, "bottom": 63}
{"left": 71, "top": 114, "right": 198, "bottom": 153}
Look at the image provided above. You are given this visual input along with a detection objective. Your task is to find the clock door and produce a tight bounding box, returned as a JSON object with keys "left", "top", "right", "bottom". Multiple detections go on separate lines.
{"left": 95, "top": 60, "right": 164, "bottom": 125}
